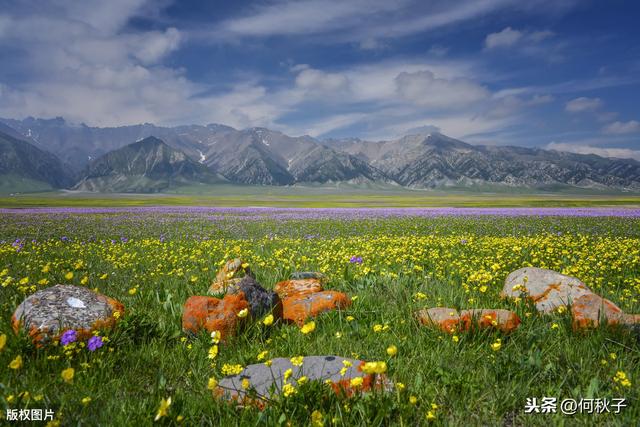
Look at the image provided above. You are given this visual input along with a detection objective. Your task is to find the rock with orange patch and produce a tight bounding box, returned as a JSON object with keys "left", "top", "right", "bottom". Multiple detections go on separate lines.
{"left": 416, "top": 307, "right": 521, "bottom": 333}
{"left": 459, "top": 309, "right": 521, "bottom": 333}
{"left": 208, "top": 258, "right": 252, "bottom": 295}
{"left": 182, "top": 293, "right": 249, "bottom": 340}
{"left": 282, "top": 291, "right": 351, "bottom": 325}
{"left": 227, "top": 276, "right": 282, "bottom": 319}
{"left": 11, "top": 284, "right": 124, "bottom": 345}
{"left": 415, "top": 307, "right": 461, "bottom": 333}
{"left": 274, "top": 278, "right": 323, "bottom": 299}
{"left": 503, "top": 267, "right": 593, "bottom": 313}
{"left": 571, "top": 293, "right": 640, "bottom": 330}
{"left": 214, "top": 355, "right": 391, "bottom": 406}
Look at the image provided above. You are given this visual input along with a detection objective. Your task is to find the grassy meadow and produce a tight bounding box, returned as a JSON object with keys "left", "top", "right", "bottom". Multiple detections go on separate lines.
{"left": 1, "top": 208, "right": 639, "bottom": 425}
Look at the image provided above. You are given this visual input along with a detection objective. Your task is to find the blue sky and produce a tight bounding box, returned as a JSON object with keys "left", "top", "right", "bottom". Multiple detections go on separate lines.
{"left": 0, "top": 0, "right": 639, "bottom": 158}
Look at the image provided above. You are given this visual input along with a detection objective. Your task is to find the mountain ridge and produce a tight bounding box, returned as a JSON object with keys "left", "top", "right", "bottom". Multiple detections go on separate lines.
{"left": 73, "top": 137, "right": 227, "bottom": 193}
{"left": 1, "top": 117, "right": 640, "bottom": 192}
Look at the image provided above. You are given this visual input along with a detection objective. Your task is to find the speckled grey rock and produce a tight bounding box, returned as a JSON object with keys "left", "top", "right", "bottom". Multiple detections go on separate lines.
{"left": 216, "top": 355, "right": 377, "bottom": 401}
{"left": 227, "top": 276, "right": 282, "bottom": 319}
{"left": 502, "top": 267, "right": 593, "bottom": 313}
{"left": 11, "top": 285, "right": 123, "bottom": 343}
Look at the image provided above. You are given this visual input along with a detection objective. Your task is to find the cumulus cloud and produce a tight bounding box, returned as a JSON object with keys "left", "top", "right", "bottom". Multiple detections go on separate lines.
{"left": 603, "top": 120, "right": 640, "bottom": 134}
{"left": 0, "top": 1, "right": 189, "bottom": 126}
{"left": 394, "top": 70, "right": 489, "bottom": 109}
{"left": 547, "top": 142, "right": 640, "bottom": 161}
{"left": 565, "top": 97, "right": 602, "bottom": 113}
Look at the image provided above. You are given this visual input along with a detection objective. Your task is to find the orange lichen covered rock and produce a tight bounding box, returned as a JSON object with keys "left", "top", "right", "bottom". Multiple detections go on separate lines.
{"left": 274, "top": 278, "right": 323, "bottom": 299}
{"left": 208, "top": 258, "right": 252, "bottom": 295}
{"left": 571, "top": 293, "right": 640, "bottom": 330}
{"left": 416, "top": 307, "right": 521, "bottom": 334}
{"left": 282, "top": 291, "right": 351, "bottom": 325}
{"left": 415, "top": 307, "right": 460, "bottom": 333}
{"left": 459, "top": 309, "right": 521, "bottom": 333}
{"left": 182, "top": 293, "right": 249, "bottom": 340}
{"left": 11, "top": 284, "right": 125, "bottom": 346}
{"left": 502, "top": 267, "right": 593, "bottom": 313}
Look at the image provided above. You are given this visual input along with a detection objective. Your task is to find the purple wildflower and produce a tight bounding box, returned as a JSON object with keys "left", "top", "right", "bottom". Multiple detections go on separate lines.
{"left": 60, "top": 330, "right": 77, "bottom": 346}
{"left": 349, "top": 256, "right": 363, "bottom": 264}
{"left": 87, "top": 335, "right": 104, "bottom": 351}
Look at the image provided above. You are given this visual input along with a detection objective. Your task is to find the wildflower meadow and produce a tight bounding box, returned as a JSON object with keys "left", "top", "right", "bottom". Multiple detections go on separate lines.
{"left": 1, "top": 207, "right": 639, "bottom": 425}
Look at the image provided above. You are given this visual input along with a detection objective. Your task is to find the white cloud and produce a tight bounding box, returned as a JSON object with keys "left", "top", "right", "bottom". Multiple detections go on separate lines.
{"left": 547, "top": 142, "right": 640, "bottom": 160}
{"left": 565, "top": 97, "right": 602, "bottom": 113}
{"left": 485, "top": 27, "right": 523, "bottom": 49}
{"left": 0, "top": 1, "right": 189, "bottom": 126}
{"left": 603, "top": 120, "right": 640, "bottom": 134}
{"left": 295, "top": 68, "right": 350, "bottom": 94}
{"left": 216, "top": 0, "right": 574, "bottom": 46}
{"left": 484, "top": 27, "right": 554, "bottom": 49}
{"left": 394, "top": 70, "right": 490, "bottom": 109}
{"left": 220, "top": 0, "right": 399, "bottom": 37}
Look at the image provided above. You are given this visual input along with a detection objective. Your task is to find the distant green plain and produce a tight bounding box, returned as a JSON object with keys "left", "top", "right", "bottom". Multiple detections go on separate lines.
{"left": 1, "top": 183, "right": 640, "bottom": 208}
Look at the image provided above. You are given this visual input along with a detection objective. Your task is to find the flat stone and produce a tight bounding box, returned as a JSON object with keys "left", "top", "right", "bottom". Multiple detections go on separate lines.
{"left": 11, "top": 285, "right": 124, "bottom": 345}
{"left": 182, "top": 294, "right": 249, "bottom": 340}
{"left": 415, "top": 307, "right": 460, "bottom": 333}
{"left": 274, "top": 278, "right": 323, "bottom": 299}
{"left": 227, "top": 276, "right": 282, "bottom": 319}
{"left": 282, "top": 291, "right": 351, "bottom": 326}
{"left": 214, "top": 356, "right": 390, "bottom": 405}
{"left": 209, "top": 258, "right": 253, "bottom": 295}
{"left": 502, "top": 267, "right": 593, "bottom": 313}
{"left": 290, "top": 271, "right": 327, "bottom": 283}
{"left": 571, "top": 293, "right": 640, "bottom": 330}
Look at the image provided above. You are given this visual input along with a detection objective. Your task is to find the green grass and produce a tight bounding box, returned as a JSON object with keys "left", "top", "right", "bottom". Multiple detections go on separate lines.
{"left": 0, "top": 213, "right": 639, "bottom": 425}
{"left": 1, "top": 184, "right": 640, "bottom": 208}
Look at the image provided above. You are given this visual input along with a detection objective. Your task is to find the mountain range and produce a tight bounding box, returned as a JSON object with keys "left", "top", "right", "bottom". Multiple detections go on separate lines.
{"left": 1, "top": 116, "right": 639, "bottom": 193}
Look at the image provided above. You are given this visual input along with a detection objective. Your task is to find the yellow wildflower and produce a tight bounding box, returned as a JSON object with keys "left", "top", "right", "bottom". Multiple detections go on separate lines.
{"left": 283, "top": 368, "right": 293, "bottom": 381}
{"left": 154, "top": 397, "right": 172, "bottom": 421}
{"left": 350, "top": 377, "right": 363, "bottom": 387}
{"left": 207, "top": 377, "right": 218, "bottom": 390}
{"left": 9, "top": 355, "right": 23, "bottom": 370}
{"left": 237, "top": 308, "right": 249, "bottom": 318}
{"left": 81, "top": 397, "right": 92, "bottom": 405}
{"left": 282, "top": 383, "right": 297, "bottom": 397}
{"left": 61, "top": 367, "right": 74, "bottom": 383}
{"left": 300, "top": 321, "right": 316, "bottom": 334}
{"left": 208, "top": 345, "right": 218, "bottom": 359}
{"left": 290, "top": 356, "right": 304, "bottom": 366}
{"left": 221, "top": 364, "right": 244, "bottom": 376}
{"left": 386, "top": 345, "right": 398, "bottom": 357}
{"left": 362, "top": 361, "right": 387, "bottom": 374}
{"left": 262, "top": 314, "right": 274, "bottom": 326}
{"left": 311, "top": 410, "right": 324, "bottom": 427}
{"left": 0, "top": 333, "right": 6, "bottom": 352}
